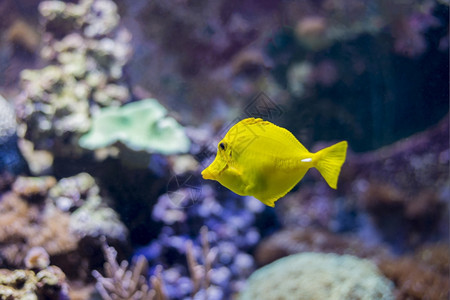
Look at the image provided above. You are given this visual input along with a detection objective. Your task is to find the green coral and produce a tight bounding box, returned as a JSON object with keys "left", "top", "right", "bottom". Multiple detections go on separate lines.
{"left": 79, "top": 98, "right": 190, "bottom": 155}
{"left": 240, "top": 252, "right": 394, "bottom": 300}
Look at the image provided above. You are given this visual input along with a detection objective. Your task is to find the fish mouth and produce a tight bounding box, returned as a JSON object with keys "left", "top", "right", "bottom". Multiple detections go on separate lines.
{"left": 201, "top": 168, "right": 216, "bottom": 180}
{"left": 201, "top": 162, "right": 228, "bottom": 180}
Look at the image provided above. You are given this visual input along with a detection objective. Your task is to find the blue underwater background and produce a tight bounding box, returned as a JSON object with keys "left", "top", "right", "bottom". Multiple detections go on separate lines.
{"left": 0, "top": 0, "right": 448, "bottom": 299}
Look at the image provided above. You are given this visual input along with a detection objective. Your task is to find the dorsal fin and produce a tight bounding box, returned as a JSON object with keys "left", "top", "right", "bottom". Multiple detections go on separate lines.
{"left": 233, "top": 118, "right": 309, "bottom": 153}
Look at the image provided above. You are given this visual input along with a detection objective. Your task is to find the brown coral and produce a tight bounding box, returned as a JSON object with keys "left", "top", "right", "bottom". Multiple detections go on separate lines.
{"left": 24, "top": 247, "right": 50, "bottom": 270}
{"left": 255, "top": 227, "right": 450, "bottom": 300}
{"left": 0, "top": 191, "right": 78, "bottom": 267}
{"left": 0, "top": 173, "right": 126, "bottom": 284}
{"left": 6, "top": 19, "right": 41, "bottom": 53}
{"left": 414, "top": 243, "right": 450, "bottom": 276}
{"left": 359, "top": 181, "right": 446, "bottom": 249}
{"left": 67, "top": 281, "right": 96, "bottom": 300}
{"left": 378, "top": 256, "right": 449, "bottom": 300}
{"left": 254, "top": 227, "right": 390, "bottom": 267}
{"left": 11, "top": 175, "right": 56, "bottom": 202}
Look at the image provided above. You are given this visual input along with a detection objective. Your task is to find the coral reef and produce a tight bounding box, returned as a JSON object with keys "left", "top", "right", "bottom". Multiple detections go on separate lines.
{"left": 70, "top": 196, "right": 128, "bottom": 242}
{"left": 79, "top": 98, "right": 191, "bottom": 155}
{"left": 240, "top": 252, "right": 394, "bottom": 300}
{"left": 93, "top": 241, "right": 160, "bottom": 300}
{"left": 275, "top": 117, "right": 449, "bottom": 251}
{"left": 349, "top": 117, "right": 449, "bottom": 250}
{"left": 122, "top": 0, "right": 288, "bottom": 124}
{"left": 379, "top": 251, "right": 450, "bottom": 300}
{"left": 5, "top": 19, "right": 40, "bottom": 54}
{"left": 254, "top": 227, "right": 390, "bottom": 267}
{"left": 274, "top": 1, "right": 448, "bottom": 152}
{"left": 282, "top": 0, "right": 442, "bottom": 57}
{"left": 0, "top": 266, "right": 69, "bottom": 300}
{"left": 120, "top": 0, "right": 448, "bottom": 136}
{"left": 0, "top": 173, "right": 127, "bottom": 283}
{"left": 94, "top": 226, "right": 220, "bottom": 300}
{"left": 0, "top": 0, "right": 447, "bottom": 299}
{"left": 184, "top": 226, "right": 218, "bottom": 299}
{"left": 47, "top": 172, "right": 98, "bottom": 212}
{"left": 12, "top": 176, "right": 57, "bottom": 201}
{"left": 0, "top": 183, "right": 78, "bottom": 267}
{"left": 275, "top": 184, "right": 338, "bottom": 230}
{"left": 136, "top": 185, "right": 264, "bottom": 299}
{"left": 0, "top": 95, "right": 16, "bottom": 144}
{"left": 24, "top": 247, "right": 50, "bottom": 270}
{"left": 291, "top": 1, "right": 381, "bottom": 50}
{"left": 15, "top": 0, "right": 132, "bottom": 157}
{"left": 0, "top": 0, "right": 42, "bottom": 88}
{"left": 414, "top": 243, "right": 450, "bottom": 275}
{"left": 381, "top": 243, "right": 450, "bottom": 300}
{"left": 0, "top": 95, "right": 27, "bottom": 176}
{"left": 254, "top": 229, "right": 450, "bottom": 300}
{"left": 348, "top": 116, "right": 449, "bottom": 194}
{"left": 0, "top": 246, "right": 69, "bottom": 300}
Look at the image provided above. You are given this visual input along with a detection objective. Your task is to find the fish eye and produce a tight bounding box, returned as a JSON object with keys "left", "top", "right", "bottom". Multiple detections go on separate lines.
{"left": 219, "top": 142, "right": 225, "bottom": 150}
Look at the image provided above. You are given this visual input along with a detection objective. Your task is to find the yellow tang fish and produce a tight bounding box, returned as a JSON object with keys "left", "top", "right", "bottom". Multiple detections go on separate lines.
{"left": 201, "top": 118, "right": 348, "bottom": 207}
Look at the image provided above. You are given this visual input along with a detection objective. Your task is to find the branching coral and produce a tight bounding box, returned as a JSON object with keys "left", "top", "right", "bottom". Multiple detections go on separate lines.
{"left": 93, "top": 226, "right": 222, "bottom": 300}
{"left": 185, "top": 226, "right": 218, "bottom": 298}
{"left": 93, "top": 241, "right": 159, "bottom": 300}
{"left": 143, "top": 185, "right": 263, "bottom": 298}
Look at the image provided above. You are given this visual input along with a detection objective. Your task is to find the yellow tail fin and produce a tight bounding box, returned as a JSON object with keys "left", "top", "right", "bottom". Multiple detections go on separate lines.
{"left": 314, "top": 141, "right": 348, "bottom": 189}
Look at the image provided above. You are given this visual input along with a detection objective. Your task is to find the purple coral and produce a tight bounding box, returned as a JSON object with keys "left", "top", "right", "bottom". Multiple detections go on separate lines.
{"left": 136, "top": 184, "right": 265, "bottom": 299}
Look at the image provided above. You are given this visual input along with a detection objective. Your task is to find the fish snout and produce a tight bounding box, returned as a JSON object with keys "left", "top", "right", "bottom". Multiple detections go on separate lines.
{"left": 201, "top": 168, "right": 216, "bottom": 180}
